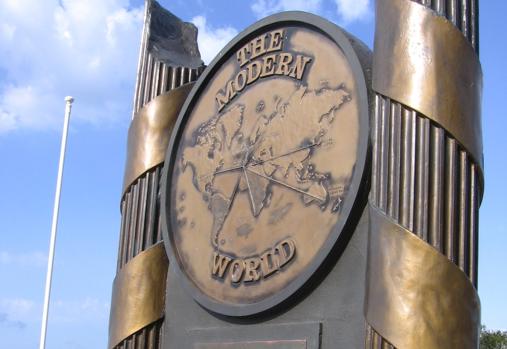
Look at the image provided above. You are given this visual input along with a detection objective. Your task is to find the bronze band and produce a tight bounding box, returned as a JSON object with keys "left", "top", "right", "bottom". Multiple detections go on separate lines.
{"left": 108, "top": 242, "right": 169, "bottom": 348}
{"left": 373, "top": 0, "right": 483, "bottom": 170}
{"left": 122, "top": 83, "right": 194, "bottom": 196}
{"left": 366, "top": 205, "right": 480, "bottom": 348}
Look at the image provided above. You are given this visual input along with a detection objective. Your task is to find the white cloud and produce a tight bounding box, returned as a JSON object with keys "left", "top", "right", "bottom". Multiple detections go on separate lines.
{"left": 0, "top": 298, "right": 36, "bottom": 329}
{"left": 0, "top": 298, "right": 35, "bottom": 315}
{"left": 0, "top": 251, "right": 47, "bottom": 267}
{"left": 51, "top": 297, "right": 109, "bottom": 323}
{"left": 251, "top": 0, "right": 322, "bottom": 19}
{"left": 334, "top": 0, "right": 371, "bottom": 23}
{"left": 0, "top": 0, "right": 144, "bottom": 133}
{"left": 0, "top": 296, "right": 108, "bottom": 326}
{"left": 191, "top": 16, "right": 237, "bottom": 65}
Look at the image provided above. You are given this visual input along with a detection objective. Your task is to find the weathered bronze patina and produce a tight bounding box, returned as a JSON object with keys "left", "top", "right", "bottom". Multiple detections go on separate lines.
{"left": 161, "top": 14, "right": 370, "bottom": 317}
{"left": 108, "top": 242, "right": 168, "bottom": 348}
{"left": 373, "top": 0, "right": 483, "bottom": 172}
{"left": 122, "top": 83, "right": 194, "bottom": 196}
{"left": 366, "top": 1, "right": 483, "bottom": 348}
{"left": 366, "top": 206, "right": 481, "bottom": 349}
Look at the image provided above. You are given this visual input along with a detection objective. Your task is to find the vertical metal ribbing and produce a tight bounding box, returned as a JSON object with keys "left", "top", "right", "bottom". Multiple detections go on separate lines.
{"left": 414, "top": 117, "right": 429, "bottom": 240}
{"left": 460, "top": 0, "right": 470, "bottom": 41}
{"left": 159, "top": 64, "right": 169, "bottom": 96}
{"left": 138, "top": 328, "right": 147, "bottom": 348}
{"left": 372, "top": 333, "right": 379, "bottom": 348}
{"left": 180, "top": 67, "right": 188, "bottom": 86}
{"left": 469, "top": 164, "right": 479, "bottom": 287}
{"left": 434, "top": 0, "right": 445, "bottom": 15}
{"left": 368, "top": 99, "right": 482, "bottom": 349}
{"left": 383, "top": 340, "right": 394, "bottom": 349}
{"left": 191, "top": 67, "right": 199, "bottom": 81}
{"left": 117, "top": 199, "right": 127, "bottom": 271}
{"left": 378, "top": 98, "right": 391, "bottom": 211}
{"left": 447, "top": 0, "right": 458, "bottom": 25}
{"left": 156, "top": 181, "right": 163, "bottom": 242}
{"left": 114, "top": 4, "right": 206, "bottom": 349}
{"left": 143, "top": 54, "right": 154, "bottom": 106}
{"left": 370, "top": 95, "right": 381, "bottom": 206}
{"left": 133, "top": 26, "right": 149, "bottom": 118}
{"left": 365, "top": 325, "right": 372, "bottom": 348}
{"left": 470, "top": 0, "right": 479, "bottom": 53}
{"left": 147, "top": 323, "right": 157, "bottom": 348}
{"left": 387, "top": 102, "right": 401, "bottom": 221}
{"left": 112, "top": 319, "right": 164, "bottom": 349}
{"left": 129, "top": 183, "right": 140, "bottom": 261}
{"left": 117, "top": 66, "right": 202, "bottom": 271}
{"left": 367, "top": 331, "right": 394, "bottom": 349}
{"left": 413, "top": 0, "right": 481, "bottom": 281}
{"left": 151, "top": 62, "right": 161, "bottom": 101}
{"left": 428, "top": 126, "right": 445, "bottom": 253}
{"left": 399, "top": 109, "right": 416, "bottom": 231}
{"left": 145, "top": 168, "right": 159, "bottom": 250}
{"left": 444, "top": 138, "right": 458, "bottom": 264}
{"left": 135, "top": 176, "right": 148, "bottom": 256}
{"left": 171, "top": 66, "right": 182, "bottom": 90}
{"left": 458, "top": 150, "right": 470, "bottom": 272}
{"left": 122, "top": 191, "right": 133, "bottom": 266}
{"left": 368, "top": 1, "right": 481, "bottom": 348}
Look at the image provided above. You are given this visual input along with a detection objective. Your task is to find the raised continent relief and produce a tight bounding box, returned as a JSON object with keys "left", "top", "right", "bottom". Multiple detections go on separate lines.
{"left": 181, "top": 84, "right": 352, "bottom": 248}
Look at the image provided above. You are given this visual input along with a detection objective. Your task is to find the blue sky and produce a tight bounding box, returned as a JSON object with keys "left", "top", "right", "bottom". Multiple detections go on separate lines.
{"left": 0, "top": 0, "right": 505, "bottom": 347}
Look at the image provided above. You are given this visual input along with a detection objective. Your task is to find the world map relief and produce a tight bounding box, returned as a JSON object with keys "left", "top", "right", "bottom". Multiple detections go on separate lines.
{"left": 181, "top": 84, "right": 352, "bottom": 247}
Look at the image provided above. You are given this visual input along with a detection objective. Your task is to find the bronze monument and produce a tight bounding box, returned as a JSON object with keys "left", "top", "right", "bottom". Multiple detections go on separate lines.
{"left": 109, "top": 1, "right": 482, "bottom": 348}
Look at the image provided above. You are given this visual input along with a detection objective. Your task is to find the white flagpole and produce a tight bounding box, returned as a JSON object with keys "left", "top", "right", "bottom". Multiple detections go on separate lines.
{"left": 39, "top": 96, "right": 74, "bottom": 349}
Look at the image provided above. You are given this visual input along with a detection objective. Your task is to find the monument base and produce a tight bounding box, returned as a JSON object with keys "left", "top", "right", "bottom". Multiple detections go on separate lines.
{"left": 163, "top": 210, "right": 368, "bottom": 349}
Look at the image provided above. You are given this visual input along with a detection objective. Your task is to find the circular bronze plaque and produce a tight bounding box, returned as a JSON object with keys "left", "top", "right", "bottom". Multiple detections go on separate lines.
{"left": 162, "top": 12, "right": 369, "bottom": 316}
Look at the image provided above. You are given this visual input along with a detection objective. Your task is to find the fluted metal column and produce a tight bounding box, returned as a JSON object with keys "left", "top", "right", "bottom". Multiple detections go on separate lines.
{"left": 109, "top": 1, "right": 205, "bottom": 348}
{"left": 366, "top": 0, "right": 482, "bottom": 348}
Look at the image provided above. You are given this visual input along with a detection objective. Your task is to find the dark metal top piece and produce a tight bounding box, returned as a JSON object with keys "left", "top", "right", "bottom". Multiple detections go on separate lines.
{"left": 147, "top": 0, "right": 203, "bottom": 68}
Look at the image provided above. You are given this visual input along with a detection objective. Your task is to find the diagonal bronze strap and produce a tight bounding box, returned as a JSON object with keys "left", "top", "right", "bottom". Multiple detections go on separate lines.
{"left": 108, "top": 242, "right": 169, "bottom": 348}
{"left": 373, "top": 0, "right": 483, "bottom": 173}
{"left": 366, "top": 205, "right": 480, "bottom": 348}
{"left": 122, "top": 82, "right": 194, "bottom": 196}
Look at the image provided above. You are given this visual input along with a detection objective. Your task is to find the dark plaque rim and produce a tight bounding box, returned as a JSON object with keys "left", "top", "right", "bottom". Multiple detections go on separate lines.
{"left": 161, "top": 11, "right": 370, "bottom": 317}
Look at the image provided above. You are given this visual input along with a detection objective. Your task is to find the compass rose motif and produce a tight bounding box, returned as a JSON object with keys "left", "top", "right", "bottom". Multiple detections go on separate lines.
{"left": 181, "top": 84, "right": 351, "bottom": 247}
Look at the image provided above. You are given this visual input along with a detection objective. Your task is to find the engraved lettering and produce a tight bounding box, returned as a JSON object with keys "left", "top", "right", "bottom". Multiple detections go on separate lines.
{"left": 234, "top": 70, "right": 248, "bottom": 92}
{"left": 250, "top": 34, "right": 267, "bottom": 60}
{"left": 267, "top": 29, "right": 284, "bottom": 52}
{"left": 237, "top": 45, "right": 250, "bottom": 67}
{"left": 260, "top": 54, "right": 277, "bottom": 78}
{"left": 215, "top": 80, "right": 237, "bottom": 111}
{"left": 211, "top": 252, "right": 231, "bottom": 278}
{"left": 230, "top": 260, "right": 245, "bottom": 283}
{"left": 260, "top": 250, "right": 278, "bottom": 277}
{"left": 210, "top": 239, "right": 296, "bottom": 284}
{"left": 243, "top": 258, "right": 261, "bottom": 282}
{"left": 246, "top": 60, "right": 262, "bottom": 85}
{"left": 276, "top": 239, "right": 296, "bottom": 268}
{"left": 288, "top": 55, "right": 312, "bottom": 80}
{"left": 275, "top": 52, "right": 293, "bottom": 75}
{"left": 215, "top": 30, "right": 313, "bottom": 118}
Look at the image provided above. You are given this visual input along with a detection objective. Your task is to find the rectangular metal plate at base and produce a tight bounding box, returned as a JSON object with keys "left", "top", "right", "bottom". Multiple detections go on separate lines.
{"left": 189, "top": 322, "right": 320, "bottom": 349}
{"left": 195, "top": 339, "right": 306, "bottom": 349}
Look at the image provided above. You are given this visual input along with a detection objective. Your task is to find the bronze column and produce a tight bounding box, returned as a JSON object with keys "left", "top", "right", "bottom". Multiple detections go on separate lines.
{"left": 108, "top": 1, "right": 204, "bottom": 348}
{"left": 366, "top": 0, "right": 482, "bottom": 348}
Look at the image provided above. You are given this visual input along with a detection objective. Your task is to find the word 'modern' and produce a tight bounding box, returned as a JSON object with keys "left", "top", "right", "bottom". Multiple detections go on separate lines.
{"left": 215, "top": 29, "right": 312, "bottom": 111}
{"left": 211, "top": 239, "right": 296, "bottom": 284}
